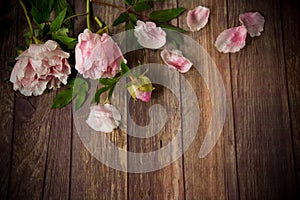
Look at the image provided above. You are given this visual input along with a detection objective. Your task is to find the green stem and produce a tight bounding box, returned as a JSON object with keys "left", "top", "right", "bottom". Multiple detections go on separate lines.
{"left": 63, "top": 13, "right": 88, "bottom": 23}
{"left": 86, "top": 0, "right": 91, "bottom": 30}
{"left": 19, "top": 0, "right": 36, "bottom": 44}
{"left": 91, "top": 0, "right": 149, "bottom": 21}
{"left": 94, "top": 16, "right": 103, "bottom": 28}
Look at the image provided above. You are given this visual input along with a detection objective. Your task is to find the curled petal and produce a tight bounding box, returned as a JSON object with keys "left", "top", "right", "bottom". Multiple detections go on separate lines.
{"left": 186, "top": 6, "right": 210, "bottom": 32}
{"left": 239, "top": 12, "right": 265, "bottom": 37}
{"left": 215, "top": 25, "right": 247, "bottom": 53}
{"left": 160, "top": 49, "right": 193, "bottom": 73}
{"left": 134, "top": 20, "right": 166, "bottom": 49}
{"left": 86, "top": 104, "right": 121, "bottom": 133}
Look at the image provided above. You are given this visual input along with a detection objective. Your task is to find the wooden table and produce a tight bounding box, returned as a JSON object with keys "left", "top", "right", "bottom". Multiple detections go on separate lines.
{"left": 0, "top": 0, "right": 299, "bottom": 199}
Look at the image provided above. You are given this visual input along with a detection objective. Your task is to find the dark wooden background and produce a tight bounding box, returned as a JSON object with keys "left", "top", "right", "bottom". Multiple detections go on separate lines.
{"left": 0, "top": 0, "right": 299, "bottom": 199}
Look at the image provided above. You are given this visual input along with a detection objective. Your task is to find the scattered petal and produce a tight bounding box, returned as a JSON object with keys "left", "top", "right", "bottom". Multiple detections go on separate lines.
{"left": 239, "top": 12, "right": 265, "bottom": 37}
{"left": 134, "top": 20, "right": 166, "bottom": 49}
{"left": 86, "top": 104, "right": 121, "bottom": 133}
{"left": 215, "top": 25, "right": 247, "bottom": 53}
{"left": 186, "top": 6, "right": 210, "bottom": 32}
{"left": 160, "top": 49, "right": 193, "bottom": 73}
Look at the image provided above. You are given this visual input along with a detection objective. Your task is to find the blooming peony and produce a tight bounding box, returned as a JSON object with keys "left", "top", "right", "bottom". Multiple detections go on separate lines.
{"left": 134, "top": 20, "right": 166, "bottom": 49}
{"left": 86, "top": 104, "right": 121, "bottom": 132}
{"left": 10, "top": 40, "right": 71, "bottom": 96}
{"left": 239, "top": 12, "right": 265, "bottom": 37}
{"left": 186, "top": 6, "right": 210, "bottom": 32}
{"left": 215, "top": 25, "right": 247, "bottom": 53}
{"left": 160, "top": 49, "right": 193, "bottom": 73}
{"left": 75, "top": 29, "right": 124, "bottom": 79}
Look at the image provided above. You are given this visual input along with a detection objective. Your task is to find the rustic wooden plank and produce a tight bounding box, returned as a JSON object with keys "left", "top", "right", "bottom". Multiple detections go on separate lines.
{"left": 178, "top": 0, "right": 239, "bottom": 199}
{"left": 42, "top": 104, "right": 72, "bottom": 200}
{"left": 126, "top": 1, "right": 185, "bottom": 199}
{"left": 7, "top": 2, "right": 58, "bottom": 199}
{"left": 70, "top": 0, "right": 128, "bottom": 199}
{"left": 281, "top": 0, "right": 300, "bottom": 190}
{"left": 228, "top": 0, "right": 297, "bottom": 199}
{"left": 0, "top": 1, "right": 17, "bottom": 199}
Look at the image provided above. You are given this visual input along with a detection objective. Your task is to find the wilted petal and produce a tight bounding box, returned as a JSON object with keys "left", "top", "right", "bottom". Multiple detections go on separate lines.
{"left": 134, "top": 20, "right": 166, "bottom": 49}
{"left": 160, "top": 49, "right": 193, "bottom": 73}
{"left": 239, "top": 12, "right": 265, "bottom": 37}
{"left": 86, "top": 104, "right": 121, "bottom": 133}
{"left": 215, "top": 25, "right": 247, "bottom": 53}
{"left": 186, "top": 6, "right": 210, "bottom": 32}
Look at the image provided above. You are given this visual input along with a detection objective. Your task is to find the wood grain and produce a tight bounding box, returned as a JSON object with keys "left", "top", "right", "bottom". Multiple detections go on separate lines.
{"left": 178, "top": 0, "right": 239, "bottom": 199}
{"left": 0, "top": 1, "right": 17, "bottom": 199}
{"left": 126, "top": 1, "right": 185, "bottom": 199}
{"left": 70, "top": 0, "right": 128, "bottom": 199}
{"left": 228, "top": 0, "right": 297, "bottom": 199}
{"left": 281, "top": 0, "right": 300, "bottom": 192}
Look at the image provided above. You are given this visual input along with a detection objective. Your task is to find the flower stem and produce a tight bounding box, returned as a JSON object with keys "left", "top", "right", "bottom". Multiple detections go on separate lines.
{"left": 19, "top": 0, "right": 36, "bottom": 44}
{"left": 63, "top": 13, "right": 88, "bottom": 23}
{"left": 91, "top": 0, "right": 149, "bottom": 21}
{"left": 86, "top": 0, "right": 91, "bottom": 30}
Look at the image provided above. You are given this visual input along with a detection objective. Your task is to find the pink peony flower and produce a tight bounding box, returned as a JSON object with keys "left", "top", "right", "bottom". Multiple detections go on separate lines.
{"left": 10, "top": 40, "right": 71, "bottom": 96}
{"left": 134, "top": 20, "right": 166, "bottom": 49}
{"left": 239, "top": 12, "right": 265, "bottom": 37}
{"left": 127, "top": 75, "right": 154, "bottom": 102}
{"left": 215, "top": 25, "right": 247, "bottom": 53}
{"left": 186, "top": 6, "right": 210, "bottom": 32}
{"left": 75, "top": 29, "right": 124, "bottom": 79}
{"left": 86, "top": 104, "right": 121, "bottom": 132}
{"left": 160, "top": 49, "right": 193, "bottom": 73}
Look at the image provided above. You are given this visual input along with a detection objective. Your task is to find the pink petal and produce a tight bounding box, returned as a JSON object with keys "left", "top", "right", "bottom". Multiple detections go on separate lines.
{"left": 136, "top": 91, "right": 152, "bottom": 102}
{"left": 215, "top": 25, "right": 247, "bottom": 53}
{"left": 86, "top": 104, "right": 121, "bottom": 132}
{"left": 186, "top": 6, "right": 210, "bottom": 32}
{"left": 239, "top": 12, "right": 265, "bottom": 37}
{"left": 134, "top": 20, "right": 166, "bottom": 49}
{"left": 160, "top": 49, "right": 193, "bottom": 73}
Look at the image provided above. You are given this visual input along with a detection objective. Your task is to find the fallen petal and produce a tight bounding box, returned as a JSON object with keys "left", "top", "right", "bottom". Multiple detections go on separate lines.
{"left": 215, "top": 25, "right": 247, "bottom": 53}
{"left": 160, "top": 49, "right": 193, "bottom": 73}
{"left": 186, "top": 6, "right": 210, "bottom": 32}
{"left": 239, "top": 12, "right": 265, "bottom": 37}
{"left": 134, "top": 20, "right": 166, "bottom": 49}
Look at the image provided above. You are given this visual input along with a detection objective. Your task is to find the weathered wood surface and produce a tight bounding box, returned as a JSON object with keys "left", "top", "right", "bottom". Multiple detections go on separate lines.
{"left": 0, "top": 0, "right": 299, "bottom": 199}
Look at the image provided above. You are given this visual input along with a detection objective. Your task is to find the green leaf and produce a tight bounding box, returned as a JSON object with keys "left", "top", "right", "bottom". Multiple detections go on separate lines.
{"left": 158, "top": 23, "right": 187, "bottom": 33}
{"left": 129, "top": 14, "right": 137, "bottom": 24}
{"left": 31, "top": 5, "right": 50, "bottom": 24}
{"left": 74, "top": 91, "right": 86, "bottom": 110}
{"left": 133, "top": 2, "right": 152, "bottom": 12}
{"left": 73, "top": 78, "right": 89, "bottom": 94}
{"left": 99, "top": 78, "right": 118, "bottom": 86}
{"left": 94, "top": 86, "right": 111, "bottom": 104}
{"left": 121, "top": 61, "right": 131, "bottom": 75}
{"left": 53, "top": 0, "right": 74, "bottom": 17}
{"left": 55, "top": 27, "right": 69, "bottom": 37}
{"left": 113, "top": 12, "right": 129, "bottom": 26}
{"left": 149, "top": 8, "right": 186, "bottom": 22}
{"left": 125, "top": 20, "right": 135, "bottom": 30}
{"left": 52, "top": 34, "right": 77, "bottom": 49}
{"left": 108, "top": 84, "right": 116, "bottom": 99}
{"left": 50, "top": 8, "right": 67, "bottom": 32}
{"left": 52, "top": 88, "right": 73, "bottom": 108}
{"left": 125, "top": 0, "right": 135, "bottom": 5}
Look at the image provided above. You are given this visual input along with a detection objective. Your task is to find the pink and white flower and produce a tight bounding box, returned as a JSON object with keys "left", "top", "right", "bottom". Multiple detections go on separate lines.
{"left": 86, "top": 104, "right": 121, "bottom": 132}
{"left": 239, "top": 12, "right": 265, "bottom": 37}
{"left": 10, "top": 40, "right": 71, "bottom": 96}
{"left": 215, "top": 25, "right": 247, "bottom": 53}
{"left": 160, "top": 49, "right": 193, "bottom": 73}
{"left": 127, "top": 75, "right": 154, "bottom": 102}
{"left": 134, "top": 20, "right": 166, "bottom": 49}
{"left": 186, "top": 6, "right": 210, "bottom": 32}
{"left": 75, "top": 29, "right": 124, "bottom": 79}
